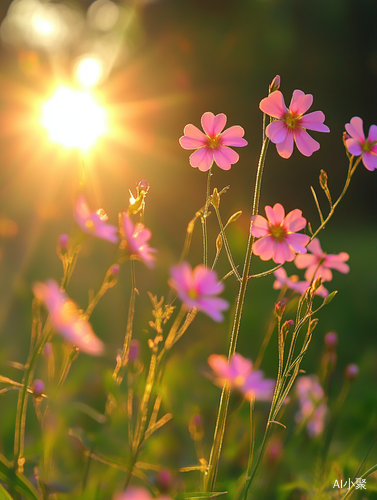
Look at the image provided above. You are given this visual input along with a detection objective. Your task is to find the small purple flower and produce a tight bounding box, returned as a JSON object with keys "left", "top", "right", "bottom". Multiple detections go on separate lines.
{"left": 169, "top": 262, "right": 229, "bottom": 322}
{"left": 345, "top": 363, "right": 359, "bottom": 381}
{"left": 295, "top": 375, "right": 328, "bottom": 437}
{"left": 75, "top": 195, "right": 118, "bottom": 243}
{"left": 33, "top": 280, "right": 104, "bottom": 356}
{"left": 121, "top": 214, "right": 156, "bottom": 268}
{"left": 208, "top": 353, "right": 275, "bottom": 401}
{"left": 345, "top": 116, "right": 377, "bottom": 171}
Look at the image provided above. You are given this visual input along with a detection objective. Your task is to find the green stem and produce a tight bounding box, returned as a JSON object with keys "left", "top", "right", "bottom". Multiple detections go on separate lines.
{"left": 213, "top": 206, "right": 241, "bottom": 281}
{"left": 204, "top": 137, "right": 269, "bottom": 491}
{"left": 202, "top": 169, "right": 212, "bottom": 267}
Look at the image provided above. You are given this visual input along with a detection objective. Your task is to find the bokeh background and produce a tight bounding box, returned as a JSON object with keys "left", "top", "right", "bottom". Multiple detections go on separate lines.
{"left": 0, "top": 0, "right": 377, "bottom": 497}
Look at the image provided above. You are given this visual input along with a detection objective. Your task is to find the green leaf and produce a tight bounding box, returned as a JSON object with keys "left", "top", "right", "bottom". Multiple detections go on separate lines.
{"left": 0, "top": 452, "right": 41, "bottom": 500}
{"left": 0, "top": 484, "right": 13, "bottom": 500}
{"left": 225, "top": 211, "right": 242, "bottom": 227}
{"left": 323, "top": 290, "right": 337, "bottom": 305}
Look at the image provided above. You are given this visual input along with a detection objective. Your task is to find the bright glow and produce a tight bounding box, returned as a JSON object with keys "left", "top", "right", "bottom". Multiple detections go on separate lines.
{"left": 31, "top": 12, "right": 55, "bottom": 35}
{"left": 42, "top": 87, "right": 106, "bottom": 150}
{"left": 75, "top": 57, "right": 103, "bottom": 88}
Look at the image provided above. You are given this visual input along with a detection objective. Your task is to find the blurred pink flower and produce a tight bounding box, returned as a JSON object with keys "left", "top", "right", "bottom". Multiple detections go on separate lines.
{"left": 75, "top": 195, "right": 118, "bottom": 243}
{"left": 273, "top": 268, "right": 301, "bottom": 291}
{"left": 294, "top": 238, "right": 349, "bottom": 282}
{"left": 33, "top": 280, "right": 104, "bottom": 356}
{"left": 295, "top": 375, "right": 328, "bottom": 437}
{"left": 259, "top": 90, "right": 329, "bottom": 158}
{"left": 121, "top": 214, "right": 156, "bottom": 268}
{"left": 113, "top": 488, "right": 172, "bottom": 500}
{"left": 251, "top": 203, "right": 310, "bottom": 264}
{"left": 179, "top": 111, "right": 247, "bottom": 171}
{"left": 208, "top": 353, "right": 275, "bottom": 401}
{"left": 345, "top": 116, "right": 377, "bottom": 171}
{"left": 169, "top": 262, "right": 229, "bottom": 322}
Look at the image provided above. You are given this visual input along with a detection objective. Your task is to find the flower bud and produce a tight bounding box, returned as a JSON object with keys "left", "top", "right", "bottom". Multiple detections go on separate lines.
{"left": 129, "top": 339, "right": 140, "bottom": 362}
{"left": 110, "top": 264, "right": 120, "bottom": 277}
{"left": 137, "top": 179, "right": 149, "bottom": 193}
{"left": 269, "top": 75, "right": 281, "bottom": 93}
{"left": 57, "top": 234, "right": 69, "bottom": 257}
{"left": 32, "top": 379, "right": 45, "bottom": 398}
{"left": 281, "top": 319, "right": 294, "bottom": 337}
{"left": 345, "top": 363, "right": 359, "bottom": 381}
{"left": 275, "top": 300, "right": 286, "bottom": 318}
{"left": 324, "top": 332, "right": 338, "bottom": 349}
{"left": 312, "top": 276, "right": 322, "bottom": 294}
{"left": 156, "top": 470, "right": 172, "bottom": 493}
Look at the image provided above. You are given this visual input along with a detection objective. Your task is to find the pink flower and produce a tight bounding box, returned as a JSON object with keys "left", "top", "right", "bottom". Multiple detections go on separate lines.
{"left": 345, "top": 116, "right": 377, "bottom": 171}
{"left": 169, "top": 262, "right": 229, "bottom": 322}
{"left": 273, "top": 269, "right": 329, "bottom": 297}
{"left": 179, "top": 112, "right": 247, "bottom": 171}
{"left": 295, "top": 375, "right": 328, "bottom": 437}
{"left": 113, "top": 488, "right": 172, "bottom": 500}
{"left": 294, "top": 238, "right": 349, "bottom": 282}
{"left": 75, "top": 195, "right": 118, "bottom": 243}
{"left": 251, "top": 203, "right": 310, "bottom": 264}
{"left": 259, "top": 90, "right": 329, "bottom": 158}
{"left": 33, "top": 280, "right": 104, "bottom": 356}
{"left": 121, "top": 214, "right": 156, "bottom": 268}
{"left": 208, "top": 353, "right": 275, "bottom": 401}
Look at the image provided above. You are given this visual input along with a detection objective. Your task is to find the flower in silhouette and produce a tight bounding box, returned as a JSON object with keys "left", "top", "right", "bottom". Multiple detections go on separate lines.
{"left": 208, "top": 353, "right": 274, "bottom": 401}
{"left": 75, "top": 195, "right": 118, "bottom": 243}
{"left": 179, "top": 112, "right": 247, "bottom": 171}
{"left": 259, "top": 90, "right": 329, "bottom": 158}
{"left": 169, "top": 262, "right": 229, "bottom": 321}
{"left": 345, "top": 116, "right": 377, "bottom": 171}
{"left": 33, "top": 280, "right": 104, "bottom": 355}
{"left": 251, "top": 203, "right": 310, "bottom": 264}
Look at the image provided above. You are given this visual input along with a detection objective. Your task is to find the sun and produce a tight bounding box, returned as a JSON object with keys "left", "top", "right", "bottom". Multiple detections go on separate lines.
{"left": 41, "top": 86, "right": 107, "bottom": 150}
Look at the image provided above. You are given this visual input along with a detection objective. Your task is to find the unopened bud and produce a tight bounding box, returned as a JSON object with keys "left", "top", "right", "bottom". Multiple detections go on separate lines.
{"left": 319, "top": 169, "right": 328, "bottom": 191}
{"left": 137, "top": 179, "right": 149, "bottom": 193}
{"left": 275, "top": 300, "right": 286, "bottom": 318}
{"left": 129, "top": 339, "right": 140, "bottom": 361}
{"left": 345, "top": 363, "right": 359, "bottom": 381}
{"left": 32, "top": 379, "right": 45, "bottom": 398}
{"left": 324, "top": 332, "right": 338, "bottom": 349}
{"left": 58, "top": 234, "right": 69, "bottom": 257}
{"left": 211, "top": 188, "right": 220, "bottom": 209}
{"left": 110, "top": 264, "right": 120, "bottom": 277}
{"left": 312, "top": 276, "right": 322, "bottom": 293}
{"left": 156, "top": 470, "right": 172, "bottom": 493}
{"left": 281, "top": 320, "right": 294, "bottom": 338}
{"left": 269, "top": 75, "right": 281, "bottom": 93}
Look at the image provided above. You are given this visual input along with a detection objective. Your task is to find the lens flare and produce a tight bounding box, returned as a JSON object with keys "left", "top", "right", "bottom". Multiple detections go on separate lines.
{"left": 75, "top": 56, "right": 103, "bottom": 88}
{"left": 42, "top": 86, "right": 106, "bottom": 150}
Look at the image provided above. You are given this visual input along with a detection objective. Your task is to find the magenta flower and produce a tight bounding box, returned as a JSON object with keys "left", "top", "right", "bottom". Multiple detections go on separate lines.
{"left": 295, "top": 375, "right": 328, "bottom": 437}
{"left": 273, "top": 269, "right": 328, "bottom": 297}
{"left": 345, "top": 116, "right": 377, "bottom": 171}
{"left": 294, "top": 238, "right": 349, "bottom": 282}
{"left": 169, "top": 262, "right": 229, "bottom": 322}
{"left": 113, "top": 488, "right": 172, "bottom": 500}
{"left": 121, "top": 214, "right": 156, "bottom": 268}
{"left": 259, "top": 90, "right": 329, "bottom": 158}
{"left": 33, "top": 280, "right": 104, "bottom": 356}
{"left": 251, "top": 203, "right": 310, "bottom": 264}
{"left": 208, "top": 353, "right": 275, "bottom": 401}
{"left": 75, "top": 195, "right": 118, "bottom": 243}
{"left": 179, "top": 112, "right": 247, "bottom": 171}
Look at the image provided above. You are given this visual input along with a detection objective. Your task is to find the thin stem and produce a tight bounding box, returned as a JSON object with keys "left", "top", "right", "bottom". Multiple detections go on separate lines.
{"left": 202, "top": 169, "right": 212, "bottom": 267}
{"left": 204, "top": 137, "right": 270, "bottom": 491}
{"left": 213, "top": 206, "right": 241, "bottom": 281}
{"left": 241, "top": 398, "right": 255, "bottom": 500}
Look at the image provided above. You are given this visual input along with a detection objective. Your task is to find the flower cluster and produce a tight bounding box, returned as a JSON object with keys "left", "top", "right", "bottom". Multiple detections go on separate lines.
{"left": 208, "top": 353, "right": 275, "bottom": 401}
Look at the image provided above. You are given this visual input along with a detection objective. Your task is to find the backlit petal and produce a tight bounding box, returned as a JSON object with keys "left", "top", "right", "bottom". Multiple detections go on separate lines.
{"left": 181, "top": 124, "right": 207, "bottom": 148}
{"left": 289, "top": 90, "right": 313, "bottom": 115}
{"left": 274, "top": 241, "right": 295, "bottom": 264}
{"left": 266, "top": 203, "right": 285, "bottom": 225}
{"left": 285, "top": 233, "right": 310, "bottom": 253}
{"left": 221, "top": 125, "right": 247, "bottom": 146}
{"left": 299, "top": 111, "right": 330, "bottom": 132}
{"left": 345, "top": 138, "right": 363, "bottom": 156}
{"left": 362, "top": 151, "right": 377, "bottom": 171}
{"left": 284, "top": 209, "right": 306, "bottom": 232}
{"left": 189, "top": 147, "right": 213, "bottom": 172}
{"left": 201, "top": 112, "right": 227, "bottom": 137}
{"left": 266, "top": 120, "right": 288, "bottom": 144}
{"left": 259, "top": 91, "right": 287, "bottom": 119}
{"left": 196, "top": 297, "right": 229, "bottom": 322}
{"left": 367, "top": 124, "right": 377, "bottom": 143}
{"left": 250, "top": 214, "right": 269, "bottom": 237}
{"left": 214, "top": 146, "right": 239, "bottom": 170}
{"left": 307, "top": 238, "right": 323, "bottom": 256}
{"left": 294, "top": 129, "right": 320, "bottom": 157}
{"left": 345, "top": 117, "right": 365, "bottom": 143}
{"left": 276, "top": 131, "right": 294, "bottom": 158}
{"left": 252, "top": 236, "right": 275, "bottom": 261}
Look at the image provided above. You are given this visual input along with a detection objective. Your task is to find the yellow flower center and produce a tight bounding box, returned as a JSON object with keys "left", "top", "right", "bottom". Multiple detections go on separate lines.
{"left": 284, "top": 111, "right": 300, "bottom": 129}
{"left": 85, "top": 220, "right": 95, "bottom": 230}
{"left": 269, "top": 224, "right": 287, "bottom": 241}
{"left": 234, "top": 375, "right": 246, "bottom": 387}
{"left": 362, "top": 140, "right": 372, "bottom": 153}
{"left": 188, "top": 289, "right": 198, "bottom": 299}
{"left": 207, "top": 135, "right": 222, "bottom": 149}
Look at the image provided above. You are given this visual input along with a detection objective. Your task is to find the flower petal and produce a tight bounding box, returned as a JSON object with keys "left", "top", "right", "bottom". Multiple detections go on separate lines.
{"left": 208, "top": 354, "right": 233, "bottom": 379}
{"left": 265, "top": 120, "right": 288, "bottom": 144}
{"left": 196, "top": 297, "right": 229, "bottom": 322}
{"left": 250, "top": 215, "right": 269, "bottom": 237}
{"left": 193, "top": 265, "right": 224, "bottom": 295}
{"left": 289, "top": 90, "right": 313, "bottom": 115}
{"left": 276, "top": 131, "right": 294, "bottom": 158}
{"left": 201, "top": 112, "right": 227, "bottom": 137}
{"left": 259, "top": 91, "right": 287, "bottom": 119}
{"left": 299, "top": 111, "right": 330, "bottom": 133}
{"left": 345, "top": 138, "right": 363, "bottom": 156}
{"left": 170, "top": 262, "right": 192, "bottom": 294}
{"left": 294, "top": 129, "right": 320, "bottom": 157}
{"left": 180, "top": 124, "right": 207, "bottom": 149}
{"left": 307, "top": 238, "right": 323, "bottom": 256}
{"left": 274, "top": 241, "right": 295, "bottom": 264}
{"left": 367, "top": 124, "right": 377, "bottom": 143}
{"left": 189, "top": 147, "right": 213, "bottom": 172}
{"left": 221, "top": 125, "right": 248, "bottom": 146}
{"left": 285, "top": 233, "right": 310, "bottom": 254}
{"left": 362, "top": 151, "right": 377, "bottom": 171}
{"left": 252, "top": 236, "right": 275, "bottom": 261}
{"left": 345, "top": 117, "right": 365, "bottom": 143}
{"left": 214, "top": 146, "right": 239, "bottom": 170}
{"left": 325, "top": 253, "right": 350, "bottom": 273}
{"left": 284, "top": 208, "right": 306, "bottom": 232}
{"left": 266, "top": 203, "right": 285, "bottom": 225}
{"left": 294, "top": 253, "right": 318, "bottom": 269}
